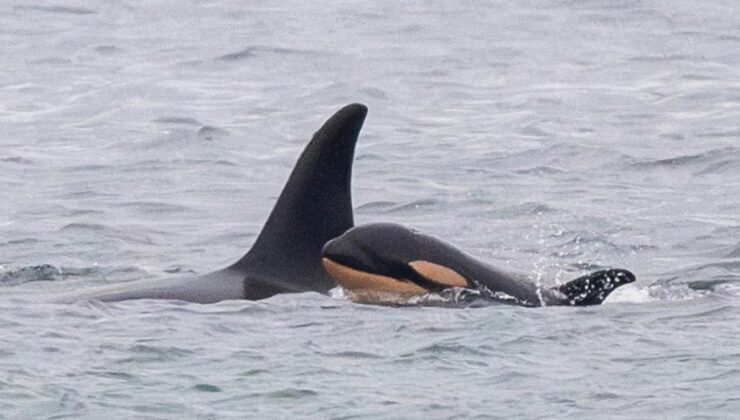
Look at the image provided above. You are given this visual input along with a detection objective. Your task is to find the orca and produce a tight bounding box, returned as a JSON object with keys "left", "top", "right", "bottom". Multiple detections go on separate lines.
{"left": 321, "top": 223, "right": 636, "bottom": 306}
{"left": 57, "top": 103, "right": 368, "bottom": 303}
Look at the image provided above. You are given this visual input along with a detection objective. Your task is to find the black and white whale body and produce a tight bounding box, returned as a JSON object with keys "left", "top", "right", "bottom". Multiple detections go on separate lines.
{"left": 321, "top": 223, "right": 635, "bottom": 306}
{"left": 57, "top": 103, "right": 368, "bottom": 303}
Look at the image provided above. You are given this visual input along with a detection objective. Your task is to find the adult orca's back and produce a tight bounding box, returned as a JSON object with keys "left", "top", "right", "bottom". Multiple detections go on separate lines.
{"left": 55, "top": 104, "right": 368, "bottom": 303}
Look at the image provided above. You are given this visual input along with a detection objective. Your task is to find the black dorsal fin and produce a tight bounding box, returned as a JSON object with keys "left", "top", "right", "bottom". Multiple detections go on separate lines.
{"left": 556, "top": 269, "right": 636, "bottom": 306}
{"left": 231, "top": 104, "right": 368, "bottom": 293}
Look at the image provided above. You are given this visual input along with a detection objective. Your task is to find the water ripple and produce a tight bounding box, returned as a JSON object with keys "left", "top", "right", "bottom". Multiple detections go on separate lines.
{"left": 12, "top": 5, "right": 96, "bottom": 15}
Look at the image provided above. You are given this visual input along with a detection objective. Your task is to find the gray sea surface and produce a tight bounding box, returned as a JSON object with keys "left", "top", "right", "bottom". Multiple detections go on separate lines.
{"left": 1, "top": 0, "right": 739, "bottom": 418}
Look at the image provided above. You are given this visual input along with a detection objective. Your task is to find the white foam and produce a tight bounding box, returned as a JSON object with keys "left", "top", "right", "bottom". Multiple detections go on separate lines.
{"left": 602, "top": 284, "right": 656, "bottom": 304}
{"left": 328, "top": 286, "right": 349, "bottom": 300}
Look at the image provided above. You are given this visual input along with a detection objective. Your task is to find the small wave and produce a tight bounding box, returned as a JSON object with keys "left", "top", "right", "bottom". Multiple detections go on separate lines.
{"left": 550, "top": 233, "right": 626, "bottom": 257}
{"left": 680, "top": 73, "right": 718, "bottom": 82}
{"left": 415, "top": 342, "right": 491, "bottom": 357}
{"left": 630, "top": 147, "right": 739, "bottom": 174}
{"left": 0, "top": 238, "right": 40, "bottom": 246}
{"left": 13, "top": 5, "right": 96, "bottom": 15}
{"left": 348, "top": 198, "right": 441, "bottom": 214}
{"left": 564, "top": 261, "right": 610, "bottom": 271}
{"left": 628, "top": 54, "right": 701, "bottom": 63}
{"left": 27, "top": 57, "right": 71, "bottom": 65}
{"left": 197, "top": 125, "right": 229, "bottom": 142}
{"left": 485, "top": 142, "right": 629, "bottom": 170}
{"left": 387, "top": 199, "right": 439, "bottom": 213}
{"left": 216, "top": 49, "right": 255, "bottom": 61}
{"left": 715, "top": 282, "right": 740, "bottom": 298}
{"left": 696, "top": 159, "right": 740, "bottom": 176}
{"left": 0, "top": 264, "right": 99, "bottom": 286}
{"left": 687, "top": 278, "right": 739, "bottom": 292}
{"left": 162, "top": 266, "right": 197, "bottom": 274}
{"left": 94, "top": 45, "right": 122, "bottom": 56}
{"left": 85, "top": 370, "right": 135, "bottom": 380}
{"left": 215, "top": 45, "right": 305, "bottom": 62}
{"left": 645, "top": 258, "right": 740, "bottom": 301}
{"left": 355, "top": 152, "right": 384, "bottom": 161}
{"left": 683, "top": 259, "right": 740, "bottom": 276}
{"left": 356, "top": 200, "right": 397, "bottom": 211}
{"left": 120, "top": 345, "right": 195, "bottom": 363}
{"left": 61, "top": 189, "right": 118, "bottom": 199}
{"left": 58, "top": 222, "right": 160, "bottom": 245}
{"left": 646, "top": 281, "right": 711, "bottom": 301}
{"left": 113, "top": 201, "right": 194, "bottom": 215}
{"left": 74, "top": 206, "right": 108, "bottom": 217}
{"left": 65, "top": 163, "right": 114, "bottom": 172}
{"left": 1, "top": 156, "right": 34, "bottom": 165}
{"left": 325, "top": 351, "right": 383, "bottom": 360}
{"left": 358, "top": 86, "right": 387, "bottom": 100}
{"left": 192, "top": 384, "right": 221, "bottom": 393}
{"left": 514, "top": 166, "right": 564, "bottom": 176}
{"left": 654, "top": 305, "right": 736, "bottom": 323}
{"left": 152, "top": 116, "right": 201, "bottom": 126}
{"left": 249, "top": 388, "right": 318, "bottom": 399}
{"left": 58, "top": 222, "right": 109, "bottom": 233}
{"left": 504, "top": 201, "right": 561, "bottom": 216}
{"left": 697, "top": 129, "right": 740, "bottom": 139}
{"left": 0, "top": 264, "right": 62, "bottom": 286}
{"left": 632, "top": 152, "right": 708, "bottom": 169}
{"left": 118, "top": 157, "right": 237, "bottom": 170}
{"left": 139, "top": 297, "right": 282, "bottom": 316}
{"left": 687, "top": 369, "right": 740, "bottom": 383}
{"left": 239, "top": 369, "right": 269, "bottom": 377}
{"left": 1, "top": 263, "right": 155, "bottom": 288}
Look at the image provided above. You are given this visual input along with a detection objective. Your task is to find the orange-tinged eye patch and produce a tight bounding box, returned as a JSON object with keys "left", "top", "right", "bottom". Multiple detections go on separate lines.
{"left": 408, "top": 260, "right": 468, "bottom": 288}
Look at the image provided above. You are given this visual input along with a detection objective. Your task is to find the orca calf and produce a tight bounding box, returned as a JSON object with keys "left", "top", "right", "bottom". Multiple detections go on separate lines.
{"left": 57, "top": 104, "right": 368, "bottom": 303}
{"left": 321, "top": 223, "right": 635, "bottom": 306}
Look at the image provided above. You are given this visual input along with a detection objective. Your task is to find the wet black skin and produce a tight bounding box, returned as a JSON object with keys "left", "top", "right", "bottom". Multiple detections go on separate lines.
{"left": 56, "top": 104, "right": 368, "bottom": 303}
{"left": 322, "top": 223, "right": 636, "bottom": 307}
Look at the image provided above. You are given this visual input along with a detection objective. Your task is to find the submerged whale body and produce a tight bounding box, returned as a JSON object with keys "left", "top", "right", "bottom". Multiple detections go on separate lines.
{"left": 321, "top": 223, "right": 636, "bottom": 307}
{"left": 57, "top": 103, "right": 368, "bottom": 303}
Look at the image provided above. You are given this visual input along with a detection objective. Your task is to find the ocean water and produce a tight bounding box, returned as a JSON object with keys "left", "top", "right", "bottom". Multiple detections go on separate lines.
{"left": 1, "top": 0, "right": 739, "bottom": 418}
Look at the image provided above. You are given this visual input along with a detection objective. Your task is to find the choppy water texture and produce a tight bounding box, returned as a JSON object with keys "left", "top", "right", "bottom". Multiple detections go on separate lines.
{"left": 1, "top": 0, "right": 739, "bottom": 418}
